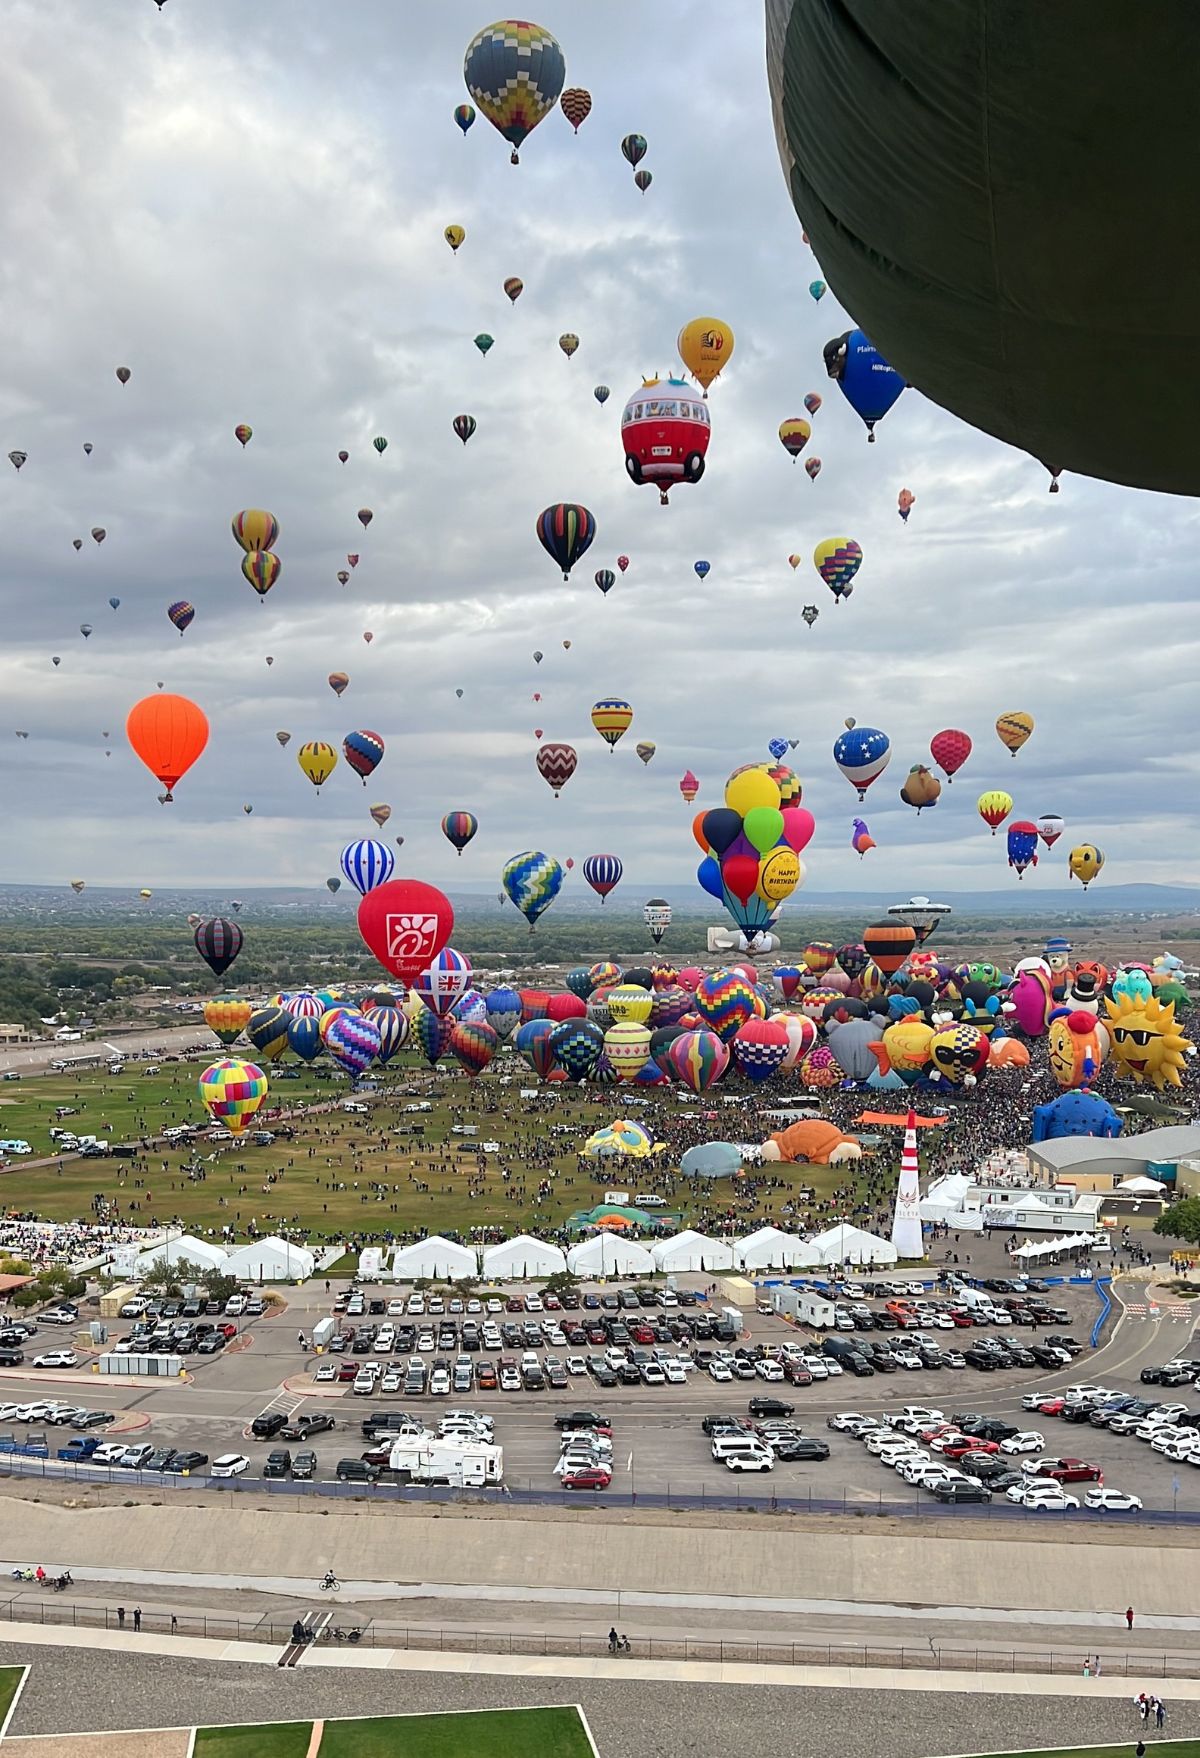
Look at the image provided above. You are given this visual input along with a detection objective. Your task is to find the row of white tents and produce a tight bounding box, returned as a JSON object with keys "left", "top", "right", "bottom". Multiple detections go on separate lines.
{"left": 117, "top": 1234, "right": 317, "bottom": 1283}
{"left": 381, "top": 1223, "right": 899, "bottom": 1281}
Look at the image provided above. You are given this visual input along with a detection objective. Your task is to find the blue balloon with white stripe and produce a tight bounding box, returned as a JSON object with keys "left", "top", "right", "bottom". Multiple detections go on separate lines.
{"left": 339, "top": 838, "right": 395, "bottom": 897}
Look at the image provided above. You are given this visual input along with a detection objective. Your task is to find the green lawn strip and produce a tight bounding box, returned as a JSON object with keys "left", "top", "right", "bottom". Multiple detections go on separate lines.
{"left": 966, "top": 1746, "right": 1200, "bottom": 1758}
{"left": 0, "top": 1665, "right": 25, "bottom": 1727}
{"left": 317, "top": 1705, "right": 594, "bottom": 1758}
{"left": 193, "top": 1721, "right": 312, "bottom": 1758}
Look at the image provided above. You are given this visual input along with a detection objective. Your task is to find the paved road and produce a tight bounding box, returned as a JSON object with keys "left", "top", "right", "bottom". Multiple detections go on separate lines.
{"left": 0, "top": 1025, "right": 212, "bottom": 1078}
{"left": 0, "top": 1643, "right": 1194, "bottom": 1755}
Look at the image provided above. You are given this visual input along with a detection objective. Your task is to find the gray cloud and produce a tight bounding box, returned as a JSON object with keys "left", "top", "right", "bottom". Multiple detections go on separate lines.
{"left": 0, "top": 0, "right": 1196, "bottom": 905}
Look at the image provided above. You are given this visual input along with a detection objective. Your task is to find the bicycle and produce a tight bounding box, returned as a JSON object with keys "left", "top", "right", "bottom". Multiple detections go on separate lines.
{"left": 318, "top": 1574, "right": 340, "bottom": 1592}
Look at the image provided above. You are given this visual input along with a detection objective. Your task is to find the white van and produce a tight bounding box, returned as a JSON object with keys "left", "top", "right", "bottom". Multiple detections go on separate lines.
{"left": 342, "top": 1101, "right": 369, "bottom": 1115}
{"left": 0, "top": 1140, "right": 31, "bottom": 1156}
{"left": 711, "top": 1436, "right": 774, "bottom": 1471}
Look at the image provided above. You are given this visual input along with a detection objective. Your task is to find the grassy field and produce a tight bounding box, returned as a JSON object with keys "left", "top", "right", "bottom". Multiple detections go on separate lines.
{"left": 0, "top": 1666, "right": 24, "bottom": 1729}
{"left": 192, "top": 1708, "right": 593, "bottom": 1758}
{"left": 194, "top": 1724, "right": 311, "bottom": 1758}
{"left": 0, "top": 1054, "right": 847, "bottom": 1242}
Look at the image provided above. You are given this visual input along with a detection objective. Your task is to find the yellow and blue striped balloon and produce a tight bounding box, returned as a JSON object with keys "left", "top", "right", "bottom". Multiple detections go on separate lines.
{"left": 463, "top": 19, "right": 565, "bottom": 164}
{"left": 501, "top": 849, "right": 563, "bottom": 927}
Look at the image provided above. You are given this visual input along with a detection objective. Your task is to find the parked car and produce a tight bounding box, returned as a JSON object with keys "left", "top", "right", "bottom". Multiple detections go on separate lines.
{"left": 210, "top": 1453, "right": 250, "bottom": 1478}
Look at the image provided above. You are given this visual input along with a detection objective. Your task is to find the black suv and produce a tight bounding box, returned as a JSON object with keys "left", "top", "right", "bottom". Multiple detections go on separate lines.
{"left": 262, "top": 1449, "right": 292, "bottom": 1478}
{"left": 555, "top": 1410, "right": 610, "bottom": 1430}
{"left": 747, "top": 1397, "right": 794, "bottom": 1418}
{"left": 250, "top": 1411, "right": 287, "bottom": 1440}
{"left": 929, "top": 1480, "right": 991, "bottom": 1502}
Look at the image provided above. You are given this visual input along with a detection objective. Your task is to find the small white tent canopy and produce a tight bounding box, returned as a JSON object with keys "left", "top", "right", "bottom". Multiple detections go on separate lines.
{"left": 649, "top": 1229, "right": 735, "bottom": 1272}
{"left": 1012, "top": 1232, "right": 1096, "bottom": 1260}
{"left": 733, "top": 1226, "right": 820, "bottom": 1271}
{"left": 392, "top": 1236, "right": 478, "bottom": 1281}
{"left": 480, "top": 1235, "right": 567, "bottom": 1279}
{"left": 810, "top": 1223, "right": 898, "bottom": 1266}
{"left": 224, "top": 1237, "right": 315, "bottom": 1282}
{"left": 133, "top": 1234, "right": 228, "bottom": 1278}
{"left": 566, "top": 1234, "right": 655, "bottom": 1276}
{"left": 1115, "top": 1174, "right": 1169, "bottom": 1195}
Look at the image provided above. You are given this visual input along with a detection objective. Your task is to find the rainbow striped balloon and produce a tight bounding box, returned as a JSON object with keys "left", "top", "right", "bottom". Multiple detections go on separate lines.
{"left": 197, "top": 1059, "right": 268, "bottom": 1134}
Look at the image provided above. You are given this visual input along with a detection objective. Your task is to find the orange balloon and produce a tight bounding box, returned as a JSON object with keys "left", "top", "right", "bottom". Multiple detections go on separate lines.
{"left": 691, "top": 809, "right": 710, "bottom": 854}
{"left": 988, "top": 1037, "right": 1031, "bottom": 1070}
{"left": 126, "top": 693, "right": 209, "bottom": 798}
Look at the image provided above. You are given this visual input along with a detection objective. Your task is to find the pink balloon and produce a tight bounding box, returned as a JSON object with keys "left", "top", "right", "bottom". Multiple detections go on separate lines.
{"left": 782, "top": 806, "right": 816, "bottom": 853}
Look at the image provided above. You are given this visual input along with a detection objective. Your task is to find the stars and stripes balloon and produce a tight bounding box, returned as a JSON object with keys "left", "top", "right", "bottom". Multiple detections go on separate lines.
{"left": 340, "top": 838, "right": 395, "bottom": 897}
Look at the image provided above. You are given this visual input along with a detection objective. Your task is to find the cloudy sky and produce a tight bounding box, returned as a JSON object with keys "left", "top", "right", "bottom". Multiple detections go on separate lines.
{"left": 1, "top": 0, "right": 1197, "bottom": 905}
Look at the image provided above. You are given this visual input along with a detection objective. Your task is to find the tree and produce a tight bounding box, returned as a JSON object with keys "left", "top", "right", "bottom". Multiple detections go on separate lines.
{"left": 139, "top": 1259, "right": 182, "bottom": 1296}
{"left": 197, "top": 1267, "right": 240, "bottom": 1306}
{"left": 1154, "top": 1198, "right": 1200, "bottom": 1246}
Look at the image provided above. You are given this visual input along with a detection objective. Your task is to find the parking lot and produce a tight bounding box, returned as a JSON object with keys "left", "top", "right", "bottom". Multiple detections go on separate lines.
{"left": 0, "top": 1269, "right": 1196, "bottom": 1514}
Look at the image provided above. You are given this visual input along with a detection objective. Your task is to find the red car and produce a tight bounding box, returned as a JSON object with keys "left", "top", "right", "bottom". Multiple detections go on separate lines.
{"left": 561, "top": 1466, "right": 612, "bottom": 1491}
{"left": 506, "top": 1297, "right": 523, "bottom": 1312}
{"left": 630, "top": 1324, "right": 655, "bottom": 1345}
{"left": 943, "top": 1436, "right": 998, "bottom": 1459}
{"left": 1037, "top": 1397, "right": 1067, "bottom": 1416}
{"left": 948, "top": 1310, "right": 974, "bottom": 1327}
{"left": 218, "top": 1323, "right": 238, "bottom": 1339}
{"left": 1042, "top": 1458, "right": 1102, "bottom": 1483}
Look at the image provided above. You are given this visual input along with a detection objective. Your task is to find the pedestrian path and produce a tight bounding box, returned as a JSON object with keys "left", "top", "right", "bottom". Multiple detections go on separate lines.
{"left": 1, "top": 1616, "right": 1198, "bottom": 1701}
{"left": 5, "top": 1560, "right": 1199, "bottom": 1632}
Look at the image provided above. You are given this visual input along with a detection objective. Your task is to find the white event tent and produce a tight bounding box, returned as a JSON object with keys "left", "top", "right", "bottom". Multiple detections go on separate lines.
{"left": 480, "top": 1235, "right": 567, "bottom": 1279}
{"left": 224, "top": 1237, "right": 315, "bottom": 1282}
{"left": 566, "top": 1234, "right": 655, "bottom": 1276}
{"left": 392, "top": 1236, "right": 478, "bottom": 1281}
{"left": 733, "top": 1227, "right": 820, "bottom": 1271}
{"left": 810, "top": 1223, "right": 898, "bottom": 1267}
{"left": 132, "top": 1234, "right": 228, "bottom": 1278}
{"left": 649, "top": 1230, "right": 735, "bottom": 1273}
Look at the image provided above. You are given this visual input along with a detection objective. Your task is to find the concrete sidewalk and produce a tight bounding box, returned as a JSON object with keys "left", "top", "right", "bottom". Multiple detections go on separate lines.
{"left": 1, "top": 1616, "right": 1197, "bottom": 1700}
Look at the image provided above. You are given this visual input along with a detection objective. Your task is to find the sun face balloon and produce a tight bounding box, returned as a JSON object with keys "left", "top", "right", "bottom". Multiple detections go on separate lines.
{"left": 1103, "top": 992, "right": 1191, "bottom": 1090}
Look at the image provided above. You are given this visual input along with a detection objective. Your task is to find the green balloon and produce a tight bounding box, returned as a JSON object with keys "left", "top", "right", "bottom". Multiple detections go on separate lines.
{"left": 743, "top": 805, "right": 785, "bottom": 856}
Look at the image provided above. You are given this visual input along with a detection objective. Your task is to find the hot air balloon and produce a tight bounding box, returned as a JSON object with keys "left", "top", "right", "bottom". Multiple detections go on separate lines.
{"left": 337, "top": 570, "right": 349, "bottom": 585}
{"left": 357, "top": 508, "right": 373, "bottom": 528}
{"left": 115, "top": 366, "right": 131, "bottom": 384}
{"left": 814, "top": 537, "right": 862, "bottom": 602}
{"left": 51, "top": 656, "right": 60, "bottom": 667}
{"left": 79, "top": 624, "right": 92, "bottom": 639}
{"left": 372, "top": 436, "right": 389, "bottom": 455}
{"left": 977, "top": 790, "right": 1014, "bottom": 834}
{"left": 677, "top": 317, "right": 735, "bottom": 395}
{"left": 502, "top": 850, "right": 564, "bottom": 927}
{"left": 503, "top": 277, "right": 523, "bottom": 303}
{"left": 635, "top": 741, "right": 656, "bottom": 765}
{"left": 298, "top": 742, "right": 337, "bottom": 791}
{"left": 167, "top": 600, "right": 194, "bottom": 635}
{"left": 107, "top": 597, "right": 119, "bottom": 610}
{"left": 801, "top": 604, "right": 819, "bottom": 627}
{"left": 536, "top": 503, "right": 595, "bottom": 578}
{"left": 328, "top": 672, "right": 350, "bottom": 697}
{"left": 805, "top": 457, "right": 822, "bottom": 481}
{"left": 347, "top": 554, "right": 359, "bottom": 567}
{"left": 326, "top": 877, "right": 341, "bottom": 894}
{"left": 1007, "top": 820, "right": 1040, "bottom": 879}
{"left": 533, "top": 650, "right": 543, "bottom": 664}
{"left": 195, "top": 916, "right": 243, "bottom": 978}
{"left": 70, "top": 879, "right": 85, "bottom": 894}
{"left": 1069, "top": 844, "right": 1105, "bottom": 889}
{"left": 583, "top": 854, "right": 623, "bottom": 902}
{"left": 474, "top": 334, "right": 494, "bottom": 359}
{"left": 369, "top": 803, "right": 391, "bottom": 828}
{"left": 809, "top": 280, "right": 827, "bottom": 301}
{"left": 443, "top": 225, "right": 465, "bottom": 254}
{"left": 616, "top": 554, "right": 629, "bottom": 573}
{"left": 204, "top": 997, "right": 252, "bottom": 1048}
{"left": 321, "top": 1009, "right": 382, "bottom": 1080}
{"left": 900, "top": 764, "right": 941, "bottom": 812}
{"left": 594, "top": 568, "right": 615, "bottom": 595}
{"left": 996, "top": 711, "right": 1035, "bottom": 755}
{"left": 234, "top": 424, "right": 252, "bottom": 448}
{"left": 594, "top": 386, "right": 610, "bottom": 405}
{"left": 679, "top": 770, "right": 699, "bottom": 803}
{"left": 778, "top": 417, "right": 811, "bottom": 458}
{"left": 231, "top": 509, "right": 279, "bottom": 553}
{"left": 342, "top": 729, "right": 384, "bottom": 784}
{"left": 357, "top": 878, "right": 454, "bottom": 986}
{"left": 340, "top": 838, "right": 394, "bottom": 896}
{"left": 449, "top": 1019, "right": 498, "bottom": 1078}
{"left": 804, "top": 392, "right": 822, "bottom": 415}
{"left": 930, "top": 728, "right": 972, "bottom": 782}
{"left": 559, "top": 332, "right": 579, "bottom": 359}
{"left": 536, "top": 742, "right": 577, "bottom": 796}
{"left": 1037, "top": 812, "right": 1065, "bottom": 848}
{"left": 621, "top": 376, "right": 711, "bottom": 504}
{"left": 441, "top": 811, "right": 479, "bottom": 855}
{"left": 851, "top": 817, "right": 876, "bottom": 857}
{"left": 126, "top": 693, "right": 209, "bottom": 800}
{"left": 862, "top": 921, "right": 916, "bottom": 977}
{"left": 198, "top": 1058, "right": 267, "bottom": 1135}
{"left": 72, "top": 540, "right": 82, "bottom": 551}
{"left": 560, "top": 86, "right": 591, "bottom": 131}
{"left": 363, "top": 631, "right": 373, "bottom": 644}
{"left": 454, "top": 103, "right": 475, "bottom": 134}
{"left": 825, "top": 328, "right": 906, "bottom": 440}
{"left": 453, "top": 414, "right": 477, "bottom": 445}
{"left": 463, "top": 18, "right": 565, "bottom": 164}
{"left": 242, "top": 550, "right": 281, "bottom": 598}
{"left": 833, "top": 720, "right": 891, "bottom": 800}
{"left": 338, "top": 450, "right": 349, "bottom": 463}
{"left": 622, "top": 133, "right": 647, "bottom": 167}
{"left": 591, "top": 699, "right": 632, "bottom": 750}
{"left": 7, "top": 451, "right": 26, "bottom": 472}
{"left": 898, "top": 487, "right": 915, "bottom": 522}
{"left": 91, "top": 528, "right": 106, "bottom": 544}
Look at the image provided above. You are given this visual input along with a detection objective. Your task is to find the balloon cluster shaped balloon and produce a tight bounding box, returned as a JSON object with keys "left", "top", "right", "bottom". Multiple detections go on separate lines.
{"left": 693, "top": 763, "right": 813, "bottom": 944}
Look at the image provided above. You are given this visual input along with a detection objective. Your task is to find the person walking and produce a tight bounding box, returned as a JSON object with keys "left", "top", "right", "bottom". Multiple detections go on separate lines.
{"left": 133, "top": 1606, "right": 141, "bottom": 1632}
{"left": 116, "top": 1606, "right": 125, "bottom": 1629}
{"left": 1156, "top": 1700, "right": 1166, "bottom": 1729}
{"left": 170, "top": 1614, "right": 178, "bottom": 1634}
{"left": 1126, "top": 1605, "right": 1135, "bottom": 1629}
